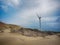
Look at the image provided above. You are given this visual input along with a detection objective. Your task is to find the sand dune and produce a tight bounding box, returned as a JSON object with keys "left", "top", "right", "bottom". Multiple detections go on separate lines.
{"left": 0, "top": 22, "right": 60, "bottom": 45}
{"left": 0, "top": 33, "right": 60, "bottom": 45}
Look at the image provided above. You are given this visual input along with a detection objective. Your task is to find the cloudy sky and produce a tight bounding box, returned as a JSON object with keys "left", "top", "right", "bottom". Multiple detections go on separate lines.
{"left": 0, "top": 0, "right": 60, "bottom": 31}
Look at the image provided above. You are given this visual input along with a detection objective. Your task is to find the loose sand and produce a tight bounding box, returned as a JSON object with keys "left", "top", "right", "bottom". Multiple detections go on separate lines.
{"left": 0, "top": 33, "right": 60, "bottom": 45}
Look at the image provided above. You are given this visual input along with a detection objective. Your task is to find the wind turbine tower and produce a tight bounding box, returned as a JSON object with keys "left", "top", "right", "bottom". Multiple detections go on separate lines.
{"left": 37, "top": 14, "right": 41, "bottom": 30}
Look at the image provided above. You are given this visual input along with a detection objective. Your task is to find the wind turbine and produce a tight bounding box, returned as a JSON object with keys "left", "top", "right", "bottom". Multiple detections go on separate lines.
{"left": 37, "top": 14, "right": 41, "bottom": 30}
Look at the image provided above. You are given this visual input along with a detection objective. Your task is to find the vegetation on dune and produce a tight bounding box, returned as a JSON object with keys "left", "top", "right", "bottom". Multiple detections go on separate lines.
{"left": 0, "top": 22, "right": 22, "bottom": 33}
{"left": 0, "top": 22, "right": 60, "bottom": 37}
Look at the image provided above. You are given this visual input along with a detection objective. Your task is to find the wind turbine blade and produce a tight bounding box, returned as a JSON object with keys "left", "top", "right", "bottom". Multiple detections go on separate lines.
{"left": 37, "top": 14, "right": 41, "bottom": 19}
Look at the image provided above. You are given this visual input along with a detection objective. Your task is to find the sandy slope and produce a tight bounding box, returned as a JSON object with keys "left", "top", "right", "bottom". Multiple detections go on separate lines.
{"left": 0, "top": 33, "right": 60, "bottom": 45}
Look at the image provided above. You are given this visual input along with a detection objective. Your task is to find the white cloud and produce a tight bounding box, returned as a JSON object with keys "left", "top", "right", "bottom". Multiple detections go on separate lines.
{"left": 34, "top": 0, "right": 59, "bottom": 15}
{"left": 1, "top": 0, "right": 59, "bottom": 13}
{"left": 7, "top": 0, "right": 22, "bottom": 7}
{"left": 1, "top": 0, "right": 59, "bottom": 29}
{"left": 0, "top": 0, "right": 22, "bottom": 12}
{"left": 42, "top": 17, "right": 58, "bottom": 22}
{"left": 9, "top": 9, "right": 58, "bottom": 28}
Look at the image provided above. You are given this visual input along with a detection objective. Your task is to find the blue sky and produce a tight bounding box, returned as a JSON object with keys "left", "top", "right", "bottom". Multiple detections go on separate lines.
{"left": 0, "top": 0, "right": 60, "bottom": 32}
